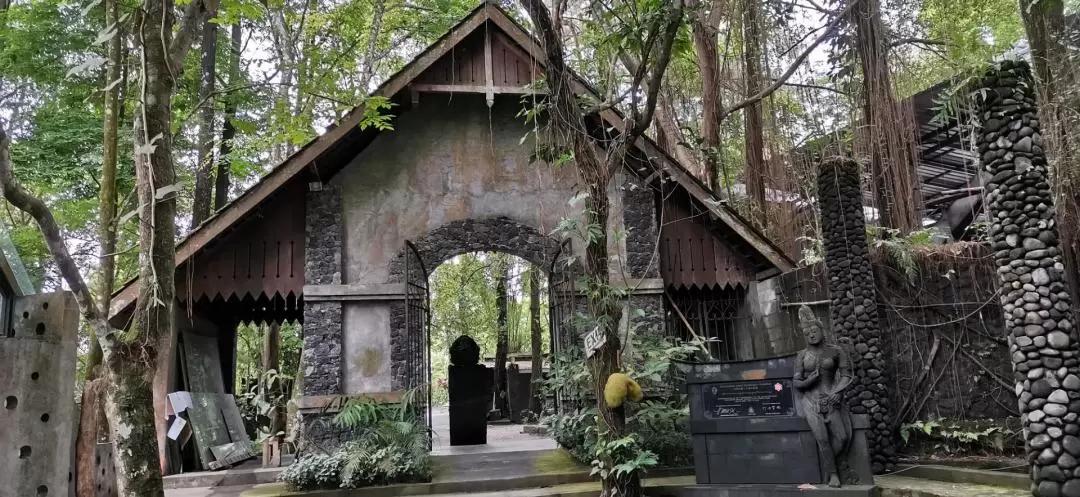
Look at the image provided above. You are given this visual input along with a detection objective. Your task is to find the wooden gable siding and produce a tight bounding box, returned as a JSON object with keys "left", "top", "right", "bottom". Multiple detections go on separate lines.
{"left": 660, "top": 196, "right": 756, "bottom": 289}
{"left": 414, "top": 26, "right": 539, "bottom": 88}
{"left": 177, "top": 182, "right": 306, "bottom": 303}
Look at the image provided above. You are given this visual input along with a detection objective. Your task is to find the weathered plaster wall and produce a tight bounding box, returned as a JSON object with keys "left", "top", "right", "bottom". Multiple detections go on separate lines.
{"left": 331, "top": 93, "right": 599, "bottom": 394}
{"left": 334, "top": 94, "right": 583, "bottom": 286}
{"left": 0, "top": 292, "right": 79, "bottom": 497}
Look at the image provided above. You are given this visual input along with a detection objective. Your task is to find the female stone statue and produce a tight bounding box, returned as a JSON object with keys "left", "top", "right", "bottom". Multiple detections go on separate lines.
{"left": 793, "top": 305, "right": 854, "bottom": 487}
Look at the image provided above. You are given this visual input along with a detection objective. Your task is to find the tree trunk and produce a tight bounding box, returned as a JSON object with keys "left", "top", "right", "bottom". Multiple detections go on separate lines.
{"left": 528, "top": 265, "right": 543, "bottom": 415}
{"left": 1018, "top": 0, "right": 1080, "bottom": 311}
{"left": 689, "top": 0, "right": 723, "bottom": 190}
{"left": 851, "top": 0, "right": 921, "bottom": 232}
{"left": 78, "top": 0, "right": 123, "bottom": 492}
{"left": 215, "top": 22, "right": 240, "bottom": 211}
{"left": 263, "top": 2, "right": 295, "bottom": 164}
{"left": 263, "top": 322, "right": 285, "bottom": 439}
{"left": 103, "top": 355, "right": 165, "bottom": 497}
{"left": 742, "top": 0, "right": 766, "bottom": 224}
{"left": 76, "top": 372, "right": 108, "bottom": 497}
{"left": 135, "top": 0, "right": 215, "bottom": 482}
{"left": 191, "top": 17, "right": 217, "bottom": 228}
{"left": 494, "top": 260, "right": 510, "bottom": 419}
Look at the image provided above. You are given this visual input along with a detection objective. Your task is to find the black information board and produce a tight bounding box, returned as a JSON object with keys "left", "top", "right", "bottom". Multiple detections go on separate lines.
{"left": 702, "top": 379, "right": 794, "bottom": 418}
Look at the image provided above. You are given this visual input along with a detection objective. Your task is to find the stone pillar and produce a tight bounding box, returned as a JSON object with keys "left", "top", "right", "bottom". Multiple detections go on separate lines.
{"left": 0, "top": 292, "right": 79, "bottom": 497}
{"left": 974, "top": 60, "right": 1080, "bottom": 497}
{"left": 817, "top": 158, "right": 895, "bottom": 473}
{"left": 623, "top": 174, "right": 667, "bottom": 338}
{"left": 302, "top": 183, "right": 344, "bottom": 396}
{"left": 623, "top": 174, "right": 661, "bottom": 280}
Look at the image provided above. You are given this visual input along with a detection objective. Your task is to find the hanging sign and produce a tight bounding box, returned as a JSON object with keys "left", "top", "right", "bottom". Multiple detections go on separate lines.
{"left": 584, "top": 328, "right": 607, "bottom": 358}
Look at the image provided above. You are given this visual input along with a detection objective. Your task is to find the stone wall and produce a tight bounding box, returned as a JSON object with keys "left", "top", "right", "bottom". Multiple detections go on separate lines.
{"left": 975, "top": 60, "right": 1080, "bottom": 497}
{"left": 817, "top": 158, "right": 895, "bottom": 473}
{"left": 0, "top": 292, "right": 79, "bottom": 497}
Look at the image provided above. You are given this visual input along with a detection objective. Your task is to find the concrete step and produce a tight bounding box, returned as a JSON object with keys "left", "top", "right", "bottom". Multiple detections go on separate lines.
{"left": 888, "top": 465, "right": 1028, "bottom": 490}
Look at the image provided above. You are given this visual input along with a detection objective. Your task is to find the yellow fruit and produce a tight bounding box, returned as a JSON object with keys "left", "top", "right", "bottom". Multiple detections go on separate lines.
{"left": 627, "top": 380, "right": 644, "bottom": 402}
{"left": 604, "top": 373, "right": 643, "bottom": 408}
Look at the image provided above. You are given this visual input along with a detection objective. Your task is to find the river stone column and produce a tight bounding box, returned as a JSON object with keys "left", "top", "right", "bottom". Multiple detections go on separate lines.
{"left": 974, "top": 59, "right": 1080, "bottom": 497}
{"left": 817, "top": 158, "right": 895, "bottom": 473}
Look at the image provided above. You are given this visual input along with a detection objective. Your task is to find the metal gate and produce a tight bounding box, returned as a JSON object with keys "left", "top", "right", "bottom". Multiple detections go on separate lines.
{"left": 403, "top": 241, "right": 431, "bottom": 443}
{"left": 547, "top": 239, "right": 579, "bottom": 412}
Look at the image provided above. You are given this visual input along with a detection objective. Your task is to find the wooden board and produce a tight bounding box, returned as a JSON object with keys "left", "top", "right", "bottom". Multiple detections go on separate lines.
{"left": 185, "top": 393, "right": 253, "bottom": 470}
{"left": 182, "top": 333, "right": 226, "bottom": 393}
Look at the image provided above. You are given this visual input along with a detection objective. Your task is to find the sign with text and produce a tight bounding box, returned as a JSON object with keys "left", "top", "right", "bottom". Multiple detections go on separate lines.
{"left": 583, "top": 328, "right": 607, "bottom": 358}
{"left": 702, "top": 379, "right": 794, "bottom": 418}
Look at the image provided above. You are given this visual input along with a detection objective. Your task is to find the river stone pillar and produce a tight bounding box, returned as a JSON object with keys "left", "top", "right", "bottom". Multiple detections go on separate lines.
{"left": 974, "top": 59, "right": 1080, "bottom": 497}
{"left": 817, "top": 158, "right": 895, "bottom": 473}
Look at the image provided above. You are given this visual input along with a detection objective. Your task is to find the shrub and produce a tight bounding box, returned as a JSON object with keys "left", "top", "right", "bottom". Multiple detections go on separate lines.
{"left": 279, "top": 452, "right": 347, "bottom": 490}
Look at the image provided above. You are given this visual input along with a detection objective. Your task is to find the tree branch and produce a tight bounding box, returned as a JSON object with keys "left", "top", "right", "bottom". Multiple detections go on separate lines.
{"left": 169, "top": 0, "right": 217, "bottom": 72}
{"left": 630, "top": 0, "right": 685, "bottom": 138}
{"left": 888, "top": 37, "right": 946, "bottom": 48}
{"left": 0, "top": 123, "right": 102, "bottom": 322}
{"left": 720, "top": 0, "right": 861, "bottom": 122}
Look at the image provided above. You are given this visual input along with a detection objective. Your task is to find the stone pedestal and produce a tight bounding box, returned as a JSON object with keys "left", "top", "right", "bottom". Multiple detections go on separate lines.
{"left": 684, "top": 355, "right": 875, "bottom": 489}
{"left": 448, "top": 364, "right": 493, "bottom": 446}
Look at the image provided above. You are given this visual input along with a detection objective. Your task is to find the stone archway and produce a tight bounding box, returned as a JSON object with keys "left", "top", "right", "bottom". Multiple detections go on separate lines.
{"left": 387, "top": 216, "right": 566, "bottom": 391}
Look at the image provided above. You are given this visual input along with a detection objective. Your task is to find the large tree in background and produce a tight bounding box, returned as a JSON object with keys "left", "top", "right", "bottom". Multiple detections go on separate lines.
{"left": 191, "top": 15, "right": 218, "bottom": 228}
{"left": 76, "top": 0, "right": 124, "bottom": 492}
{"left": 1017, "top": 0, "right": 1080, "bottom": 306}
{"left": 742, "top": 0, "right": 766, "bottom": 222}
{"left": 493, "top": 254, "right": 511, "bottom": 419}
{"left": 528, "top": 264, "right": 543, "bottom": 415}
{"left": 850, "top": 0, "right": 922, "bottom": 233}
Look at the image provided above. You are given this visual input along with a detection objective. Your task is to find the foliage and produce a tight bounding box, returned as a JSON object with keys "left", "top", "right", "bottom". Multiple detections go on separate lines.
{"left": 428, "top": 252, "right": 549, "bottom": 406}
{"left": 868, "top": 227, "right": 938, "bottom": 282}
{"left": 899, "top": 418, "right": 1022, "bottom": 456}
{"left": 281, "top": 391, "right": 432, "bottom": 491}
{"left": 278, "top": 452, "right": 348, "bottom": 491}
{"left": 236, "top": 368, "right": 292, "bottom": 443}
{"left": 541, "top": 328, "right": 700, "bottom": 469}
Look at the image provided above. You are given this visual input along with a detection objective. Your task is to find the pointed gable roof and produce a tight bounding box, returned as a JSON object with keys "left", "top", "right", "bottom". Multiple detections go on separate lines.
{"left": 109, "top": 1, "right": 793, "bottom": 320}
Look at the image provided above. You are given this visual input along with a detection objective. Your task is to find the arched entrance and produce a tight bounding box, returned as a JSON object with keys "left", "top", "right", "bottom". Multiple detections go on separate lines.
{"left": 386, "top": 217, "right": 576, "bottom": 451}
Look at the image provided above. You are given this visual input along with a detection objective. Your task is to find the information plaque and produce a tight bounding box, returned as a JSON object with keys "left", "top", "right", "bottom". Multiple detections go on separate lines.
{"left": 702, "top": 379, "right": 794, "bottom": 418}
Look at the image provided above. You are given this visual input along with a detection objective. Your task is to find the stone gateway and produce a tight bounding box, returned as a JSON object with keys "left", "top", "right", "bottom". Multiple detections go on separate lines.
{"left": 105, "top": 2, "right": 795, "bottom": 471}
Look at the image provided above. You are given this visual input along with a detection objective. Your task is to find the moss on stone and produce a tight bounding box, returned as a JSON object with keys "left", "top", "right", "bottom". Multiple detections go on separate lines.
{"left": 532, "top": 448, "right": 587, "bottom": 474}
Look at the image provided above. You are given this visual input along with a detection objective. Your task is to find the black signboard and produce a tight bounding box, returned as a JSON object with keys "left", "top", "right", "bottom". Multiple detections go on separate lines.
{"left": 702, "top": 379, "right": 794, "bottom": 418}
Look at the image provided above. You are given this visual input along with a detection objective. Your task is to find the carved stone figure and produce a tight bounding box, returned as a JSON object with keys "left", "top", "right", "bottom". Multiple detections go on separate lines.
{"left": 793, "top": 305, "right": 854, "bottom": 487}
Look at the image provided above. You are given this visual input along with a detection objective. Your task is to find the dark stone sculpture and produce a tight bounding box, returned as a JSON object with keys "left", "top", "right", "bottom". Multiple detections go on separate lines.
{"left": 794, "top": 305, "right": 854, "bottom": 487}
{"left": 448, "top": 336, "right": 493, "bottom": 446}
{"left": 974, "top": 60, "right": 1080, "bottom": 497}
{"left": 817, "top": 158, "right": 895, "bottom": 472}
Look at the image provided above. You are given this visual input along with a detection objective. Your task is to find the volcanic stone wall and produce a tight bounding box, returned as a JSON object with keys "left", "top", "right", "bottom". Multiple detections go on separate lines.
{"left": 975, "top": 60, "right": 1080, "bottom": 497}
{"left": 817, "top": 158, "right": 895, "bottom": 473}
{"left": 302, "top": 184, "right": 344, "bottom": 396}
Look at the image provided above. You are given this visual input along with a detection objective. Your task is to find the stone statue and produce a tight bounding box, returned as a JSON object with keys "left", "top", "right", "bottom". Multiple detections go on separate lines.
{"left": 793, "top": 305, "right": 854, "bottom": 487}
